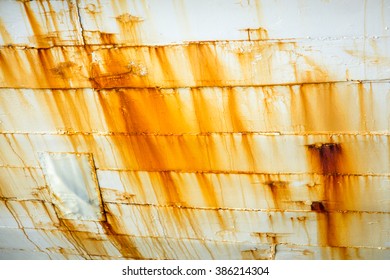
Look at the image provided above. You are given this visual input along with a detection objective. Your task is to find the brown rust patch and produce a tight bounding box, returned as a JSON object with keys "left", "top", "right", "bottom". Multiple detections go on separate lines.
{"left": 307, "top": 142, "right": 344, "bottom": 248}
{"left": 311, "top": 201, "right": 326, "bottom": 212}
{"left": 308, "top": 143, "right": 341, "bottom": 174}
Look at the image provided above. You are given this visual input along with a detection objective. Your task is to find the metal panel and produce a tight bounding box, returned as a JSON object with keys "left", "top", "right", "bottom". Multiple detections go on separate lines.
{"left": 39, "top": 152, "right": 104, "bottom": 221}
{"left": 1, "top": 38, "right": 390, "bottom": 89}
{"left": 1, "top": 82, "right": 388, "bottom": 134}
{"left": 1, "top": 169, "right": 388, "bottom": 213}
{"left": 275, "top": 245, "right": 390, "bottom": 260}
{"left": 0, "top": 133, "right": 388, "bottom": 174}
{"left": 0, "top": 167, "right": 46, "bottom": 200}
{"left": 1, "top": 200, "right": 59, "bottom": 230}
{"left": 97, "top": 171, "right": 390, "bottom": 212}
{"left": 0, "top": 0, "right": 83, "bottom": 47}
{"left": 77, "top": 0, "right": 390, "bottom": 45}
{"left": 104, "top": 203, "right": 390, "bottom": 247}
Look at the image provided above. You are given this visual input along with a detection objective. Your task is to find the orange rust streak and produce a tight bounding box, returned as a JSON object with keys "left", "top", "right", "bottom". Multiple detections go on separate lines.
{"left": 21, "top": 1, "right": 43, "bottom": 35}
{"left": 266, "top": 180, "right": 291, "bottom": 210}
{"left": 100, "top": 218, "right": 143, "bottom": 259}
{"left": 0, "top": 19, "right": 12, "bottom": 44}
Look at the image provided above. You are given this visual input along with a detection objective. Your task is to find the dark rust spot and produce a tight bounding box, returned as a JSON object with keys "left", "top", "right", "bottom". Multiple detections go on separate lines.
{"left": 311, "top": 201, "right": 326, "bottom": 212}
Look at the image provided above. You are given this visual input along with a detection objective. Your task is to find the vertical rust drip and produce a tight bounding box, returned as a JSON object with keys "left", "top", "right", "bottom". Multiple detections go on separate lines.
{"left": 157, "top": 172, "right": 182, "bottom": 206}
{"left": 0, "top": 48, "right": 19, "bottom": 86}
{"left": 21, "top": 1, "right": 44, "bottom": 40}
{"left": 0, "top": 19, "right": 12, "bottom": 44}
{"left": 227, "top": 87, "right": 245, "bottom": 132}
{"left": 187, "top": 43, "right": 222, "bottom": 85}
{"left": 36, "top": 48, "right": 56, "bottom": 87}
{"left": 266, "top": 180, "right": 291, "bottom": 210}
{"left": 99, "top": 33, "right": 117, "bottom": 45}
{"left": 152, "top": 47, "right": 176, "bottom": 82}
{"left": 308, "top": 143, "right": 343, "bottom": 249}
{"left": 99, "top": 216, "right": 143, "bottom": 259}
{"left": 357, "top": 82, "right": 374, "bottom": 131}
{"left": 196, "top": 173, "right": 219, "bottom": 208}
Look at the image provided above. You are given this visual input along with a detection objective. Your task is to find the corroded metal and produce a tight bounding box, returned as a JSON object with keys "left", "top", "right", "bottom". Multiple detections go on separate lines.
{"left": 0, "top": 0, "right": 389, "bottom": 260}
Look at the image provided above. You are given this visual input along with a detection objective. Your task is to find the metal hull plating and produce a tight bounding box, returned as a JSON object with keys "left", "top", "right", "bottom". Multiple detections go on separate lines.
{"left": 0, "top": 0, "right": 389, "bottom": 259}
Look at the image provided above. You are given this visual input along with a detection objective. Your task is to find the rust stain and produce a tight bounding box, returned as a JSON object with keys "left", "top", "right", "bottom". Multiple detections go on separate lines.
{"left": 266, "top": 180, "right": 291, "bottom": 210}
{"left": 98, "top": 32, "right": 117, "bottom": 45}
{"left": 19, "top": 0, "right": 60, "bottom": 46}
{"left": 242, "top": 27, "right": 269, "bottom": 41}
{"left": 20, "top": 1, "right": 44, "bottom": 45}
{"left": 99, "top": 217, "right": 143, "bottom": 259}
{"left": 292, "top": 83, "right": 341, "bottom": 132}
{"left": 59, "top": 212, "right": 143, "bottom": 259}
{"left": 308, "top": 143, "right": 342, "bottom": 174}
{"left": 153, "top": 172, "right": 183, "bottom": 207}
{"left": 1, "top": 0, "right": 387, "bottom": 261}
{"left": 151, "top": 47, "right": 177, "bottom": 83}
{"left": 0, "top": 48, "right": 22, "bottom": 87}
{"left": 0, "top": 19, "right": 12, "bottom": 45}
{"left": 187, "top": 43, "right": 223, "bottom": 85}
{"left": 308, "top": 142, "right": 345, "bottom": 249}
{"left": 36, "top": 49, "right": 57, "bottom": 87}
{"left": 241, "top": 247, "right": 272, "bottom": 260}
{"left": 88, "top": 48, "right": 148, "bottom": 88}
{"left": 196, "top": 173, "right": 219, "bottom": 208}
{"left": 50, "top": 61, "right": 79, "bottom": 79}
{"left": 0, "top": 40, "right": 340, "bottom": 89}
{"left": 115, "top": 13, "right": 143, "bottom": 44}
{"left": 41, "top": 89, "right": 90, "bottom": 134}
